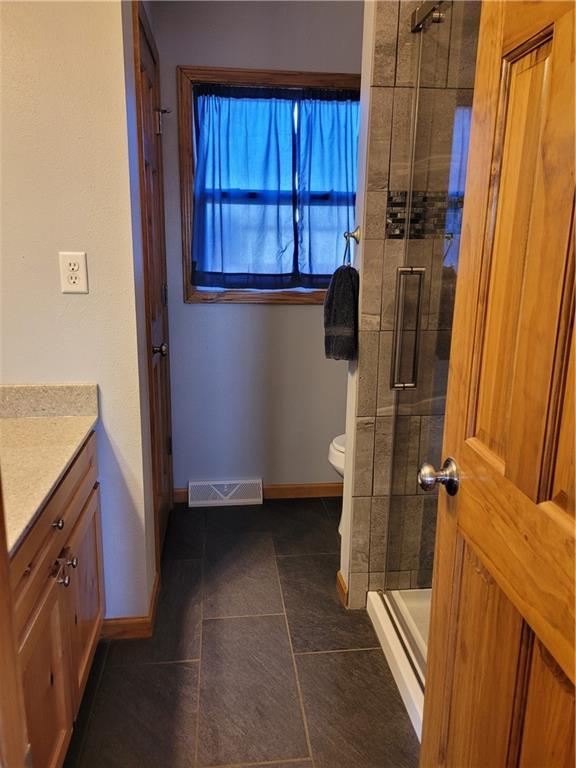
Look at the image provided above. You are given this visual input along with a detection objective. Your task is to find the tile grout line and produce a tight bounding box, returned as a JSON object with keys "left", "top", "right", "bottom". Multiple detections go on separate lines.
{"left": 294, "top": 646, "right": 382, "bottom": 656}
{"left": 197, "top": 758, "right": 313, "bottom": 768}
{"left": 272, "top": 552, "right": 316, "bottom": 768}
{"left": 276, "top": 551, "right": 340, "bottom": 559}
{"left": 193, "top": 528, "right": 207, "bottom": 767}
{"left": 203, "top": 612, "right": 285, "bottom": 621}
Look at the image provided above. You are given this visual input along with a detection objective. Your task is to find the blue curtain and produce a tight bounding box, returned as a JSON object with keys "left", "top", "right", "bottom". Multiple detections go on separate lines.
{"left": 192, "top": 85, "right": 359, "bottom": 290}
{"left": 297, "top": 94, "right": 359, "bottom": 280}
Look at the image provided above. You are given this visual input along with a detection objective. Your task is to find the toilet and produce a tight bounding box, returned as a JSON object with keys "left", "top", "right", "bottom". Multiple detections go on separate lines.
{"left": 328, "top": 433, "right": 346, "bottom": 477}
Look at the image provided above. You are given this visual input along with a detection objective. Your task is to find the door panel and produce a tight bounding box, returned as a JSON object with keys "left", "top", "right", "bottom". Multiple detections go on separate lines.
{"left": 421, "top": 2, "right": 574, "bottom": 765}
{"left": 134, "top": 4, "right": 174, "bottom": 567}
{"left": 519, "top": 640, "right": 575, "bottom": 768}
{"left": 19, "top": 571, "right": 72, "bottom": 768}
{"left": 66, "top": 487, "right": 104, "bottom": 714}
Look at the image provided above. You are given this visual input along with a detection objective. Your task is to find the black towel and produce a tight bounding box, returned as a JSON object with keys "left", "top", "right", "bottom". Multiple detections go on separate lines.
{"left": 324, "top": 265, "right": 359, "bottom": 361}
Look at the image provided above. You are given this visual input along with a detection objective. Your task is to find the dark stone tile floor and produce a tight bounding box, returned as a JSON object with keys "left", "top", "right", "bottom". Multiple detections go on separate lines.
{"left": 65, "top": 498, "right": 419, "bottom": 768}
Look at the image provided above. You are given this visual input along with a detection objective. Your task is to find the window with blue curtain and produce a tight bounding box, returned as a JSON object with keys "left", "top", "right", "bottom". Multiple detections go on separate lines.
{"left": 191, "top": 84, "right": 360, "bottom": 290}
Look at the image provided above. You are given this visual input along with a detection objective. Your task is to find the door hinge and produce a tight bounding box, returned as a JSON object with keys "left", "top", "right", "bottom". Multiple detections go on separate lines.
{"left": 167, "top": 436, "right": 173, "bottom": 456}
{"left": 154, "top": 107, "right": 171, "bottom": 135}
{"left": 163, "top": 282, "right": 168, "bottom": 307}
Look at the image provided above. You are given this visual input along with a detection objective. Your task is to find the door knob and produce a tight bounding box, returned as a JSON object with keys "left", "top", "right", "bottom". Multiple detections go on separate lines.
{"left": 418, "top": 458, "right": 460, "bottom": 496}
{"left": 152, "top": 342, "right": 168, "bottom": 357}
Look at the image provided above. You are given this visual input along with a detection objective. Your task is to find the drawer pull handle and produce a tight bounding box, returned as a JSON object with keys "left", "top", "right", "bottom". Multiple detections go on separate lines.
{"left": 58, "top": 573, "right": 71, "bottom": 588}
{"left": 52, "top": 518, "right": 65, "bottom": 531}
{"left": 67, "top": 556, "right": 79, "bottom": 569}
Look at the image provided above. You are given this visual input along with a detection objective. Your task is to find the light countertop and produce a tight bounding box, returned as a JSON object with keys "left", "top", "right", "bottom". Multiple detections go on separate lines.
{"left": 0, "top": 384, "right": 98, "bottom": 555}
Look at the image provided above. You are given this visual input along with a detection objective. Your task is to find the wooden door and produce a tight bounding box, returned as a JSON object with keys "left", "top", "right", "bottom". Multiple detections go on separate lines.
{"left": 133, "top": 3, "right": 174, "bottom": 567}
{"left": 420, "top": 2, "right": 575, "bottom": 766}
{"left": 65, "top": 487, "right": 104, "bottom": 716}
{"left": 19, "top": 566, "right": 72, "bottom": 768}
{"left": 0, "top": 488, "right": 29, "bottom": 768}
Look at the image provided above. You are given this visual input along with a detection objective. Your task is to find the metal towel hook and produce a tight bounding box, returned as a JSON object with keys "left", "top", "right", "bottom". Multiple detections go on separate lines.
{"left": 342, "top": 226, "right": 361, "bottom": 266}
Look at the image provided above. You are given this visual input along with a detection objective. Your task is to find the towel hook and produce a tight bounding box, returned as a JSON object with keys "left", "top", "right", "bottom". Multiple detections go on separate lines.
{"left": 342, "top": 225, "right": 361, "bottom": 266}
{"left": 343, "top": 226, "right": 361, "bottom": 245}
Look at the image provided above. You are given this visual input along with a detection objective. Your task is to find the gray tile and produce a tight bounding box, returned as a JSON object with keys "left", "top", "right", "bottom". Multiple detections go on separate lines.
{"left": 367, "top": 87, "right": 393, "bottom": 190}
{"left": 203, "top": 532, "right": 283, "bottom": 618}
{"left": 79, "top": 662, "right": 198, "bottom": 768}
{"left": 357, "top": 331, "right": 380, "bottom": 417}
{"left": 197, "top": 616, "right": 308, "bottom": 766}
{"left": 360, "top": 239, "right": 384, "bottom": 331}
{"left": 164, "top": 504, "right": 205, "bottom": 560}
{"left": 369, "top": 496, "right": 390, "bottom": 573}
{"left": 376, "top": 331, "right": 396, "bottom": 416}
{"left": 348, "top": 572, "right": 369, "bottom": 609}
{"left": 226, "top": 763, "right": 312, "bottom": 768}
{"left": 389, "top": 88, "right": 413, "bottom": 189}
{"left": 373, "top": 416, "right": 394, "bottom": 496}
{"left": 373, "top": 1, "right": 399, "bottom": 86}
{"left": 397, "top": 330, "right": 451, "bottom": 416}
{"left": 419, "top": 6, "right": 452, "bottom": 88}
{"left": 350, "top": 497, "right": 371, "bottom": 572}
{"left": 385, "top": 570, "right": 412, "bottom": 590}
{"left": 419, "top": 496, "right": 438, "bottom": 571}
{"left": 411, "top": 568, "right": 433, "bottom": 589}
{"left": 418, "top": 415, "right": 444, "bottom": 491}
{"left": 447, "top": 1, "right": 481, "bottom": 88}
{"left": 428, "top": 235, "right": 458, "bottom": 330}
{"left": 369, "top": 571, "right": 386, "bottom": 591}
{"left": 364, "top": 190, "right": 387, "bottom": 239}
{"left": 381, "top": 239, "right": 405, "bottom": 331}
{"left": 398, "top": 496, "right": 425, "bottom": 571}
{"left": 267, "top": 498, "right": 340, "bottom": 555}
{"left": 205, "top": 504, "right": 270, "bottom": 535}
{"left": 296, "top": 650, "right": 419, "bottom": 768}
{"left": 395, "top": 0, "right": 420, "bottom": 87}
{"left": 106, "top": 559, "right": 202, "bottom": 665}
{"left": 413, "top": 88, "right": 473, "bottom": 192}
{"left": 353, "top": 417, "right": 375, "bottom": 496}
{"left": 278, "top": 554, "right": 378, "bottom": 652}
{"left": 391, "top": 415, "right": 421, "bottom": 495}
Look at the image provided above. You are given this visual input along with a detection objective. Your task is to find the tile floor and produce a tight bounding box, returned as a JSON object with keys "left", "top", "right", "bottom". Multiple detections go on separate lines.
{"left": 65, "top": 498, "right": 419, "bottom": 768}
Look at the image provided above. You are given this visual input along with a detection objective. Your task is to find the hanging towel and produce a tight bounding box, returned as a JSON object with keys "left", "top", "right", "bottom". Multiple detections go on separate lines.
{"left": 324, "top": 264, "right": 359, "bottom": 361}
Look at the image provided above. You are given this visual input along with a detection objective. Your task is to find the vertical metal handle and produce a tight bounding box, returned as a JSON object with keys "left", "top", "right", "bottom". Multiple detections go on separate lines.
{"left": 390, "top": 266, "right": 425, "bottom": 390}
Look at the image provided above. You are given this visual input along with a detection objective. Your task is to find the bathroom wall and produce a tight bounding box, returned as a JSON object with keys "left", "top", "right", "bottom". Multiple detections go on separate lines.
{"left": 346, "top": 0, "right": 481, "bottom": 607}
{"left": 151, "top": 1, "right": 363, "bottom": 489}
{"left": 0, "top": 1, "right": 156, "bottom": 619}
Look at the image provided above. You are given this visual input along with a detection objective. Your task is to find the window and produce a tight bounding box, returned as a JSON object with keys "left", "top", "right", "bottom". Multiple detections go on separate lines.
{"left": 178, "top": 68, "right": 361, "bottom": 303}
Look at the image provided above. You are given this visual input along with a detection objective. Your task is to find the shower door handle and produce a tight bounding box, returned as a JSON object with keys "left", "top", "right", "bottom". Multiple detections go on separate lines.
{"left": 418, "top": 458, "right": 460, "bottom": 496}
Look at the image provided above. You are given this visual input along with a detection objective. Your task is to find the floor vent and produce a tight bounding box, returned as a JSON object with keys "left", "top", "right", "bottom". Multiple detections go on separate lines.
{"left": 187, "top": 478, "right": 263, "bottom": 507}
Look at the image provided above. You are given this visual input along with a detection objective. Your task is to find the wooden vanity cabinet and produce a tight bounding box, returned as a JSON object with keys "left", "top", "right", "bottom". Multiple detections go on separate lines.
{"left": 11, "top": 432, "right": 103, "bottom": 768}
{"left": 18, "top": 563, "right": 72, "bottom": 768}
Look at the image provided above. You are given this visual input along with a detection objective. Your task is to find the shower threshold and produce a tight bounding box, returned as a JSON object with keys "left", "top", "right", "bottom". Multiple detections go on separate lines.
{"left": 366, "top": 588, "right": 432, "bottom": 740}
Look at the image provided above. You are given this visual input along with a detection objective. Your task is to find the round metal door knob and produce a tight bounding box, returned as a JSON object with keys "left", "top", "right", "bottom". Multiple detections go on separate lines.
{"left": 58, "top": 573, "right": 71, "bottom": 588}
{"left": 418, "top": 458, "right": 460, "bottom": 496}
{"left": 67, "top": 556, "right": 79, "bottom": 569}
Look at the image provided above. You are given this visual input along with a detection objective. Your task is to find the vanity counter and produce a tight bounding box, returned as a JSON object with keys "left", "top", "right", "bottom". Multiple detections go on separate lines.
{"left": 0, "top": 384, "right": 98, "bottom": 554}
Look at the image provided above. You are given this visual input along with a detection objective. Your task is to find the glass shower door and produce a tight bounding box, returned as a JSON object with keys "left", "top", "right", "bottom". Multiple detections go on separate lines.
{"left": 383, "top": 0, "right": 480, "bottom": 683}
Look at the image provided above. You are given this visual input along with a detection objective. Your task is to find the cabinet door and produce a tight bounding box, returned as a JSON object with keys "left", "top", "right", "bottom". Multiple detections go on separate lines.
{"left": 19, "top": 566, "right": 72, "bottom": 768}
{"left": 65, "top": 486, "right": 104, "bottom": 715}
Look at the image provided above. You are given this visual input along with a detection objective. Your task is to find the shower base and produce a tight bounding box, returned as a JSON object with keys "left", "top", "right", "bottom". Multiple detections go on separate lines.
{"left": 367, "top": 588, "right": 432, "bottom": 740}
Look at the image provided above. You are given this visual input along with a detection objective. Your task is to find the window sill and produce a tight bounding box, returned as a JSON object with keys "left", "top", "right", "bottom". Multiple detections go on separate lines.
{"left": 184, "top": 286, "right": 327, "bottom": 304}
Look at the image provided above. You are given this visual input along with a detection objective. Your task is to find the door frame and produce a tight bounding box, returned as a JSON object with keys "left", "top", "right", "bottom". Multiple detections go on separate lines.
{"left": 131, "top": 1, "right": 174, "bottom": 573}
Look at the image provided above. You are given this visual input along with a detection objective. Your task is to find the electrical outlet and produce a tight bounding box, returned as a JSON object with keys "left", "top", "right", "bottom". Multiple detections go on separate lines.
{"left": 59, "top": 252, "right": 88, "bottom": 294}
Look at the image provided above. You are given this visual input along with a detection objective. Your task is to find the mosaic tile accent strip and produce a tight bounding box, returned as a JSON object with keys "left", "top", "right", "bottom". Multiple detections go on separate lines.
{"left": 386, "top": 190, "right": 464, "bottom": 239}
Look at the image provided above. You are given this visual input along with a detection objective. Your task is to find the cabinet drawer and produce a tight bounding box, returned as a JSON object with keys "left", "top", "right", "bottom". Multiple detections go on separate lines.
{"left": 11, "top": 432, "right": 97, "bottom": 637}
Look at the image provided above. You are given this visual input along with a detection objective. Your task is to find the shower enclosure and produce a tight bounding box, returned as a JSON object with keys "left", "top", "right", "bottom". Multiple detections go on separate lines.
{"left": 378, "top": 0, "right": 480, "bottom": 690}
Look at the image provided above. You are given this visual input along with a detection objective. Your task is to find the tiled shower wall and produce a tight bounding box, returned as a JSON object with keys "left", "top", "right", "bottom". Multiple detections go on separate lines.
{"left": 347, "top": 0, "right": 480, "bottom": 608}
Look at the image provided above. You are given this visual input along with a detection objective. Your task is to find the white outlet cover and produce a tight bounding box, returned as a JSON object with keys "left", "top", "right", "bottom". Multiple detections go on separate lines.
{"left": 59, "top": 251, "right": 88, "bottom": 294}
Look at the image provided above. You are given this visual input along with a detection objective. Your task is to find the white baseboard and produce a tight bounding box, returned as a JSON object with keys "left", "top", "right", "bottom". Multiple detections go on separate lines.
{"left": 366, "top": 591, "right": 424, "bottom": 740}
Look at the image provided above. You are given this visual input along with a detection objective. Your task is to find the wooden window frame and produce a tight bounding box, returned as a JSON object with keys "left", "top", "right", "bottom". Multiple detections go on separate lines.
{"left": 177, "top": 66, "right": 361, "bottom": 304}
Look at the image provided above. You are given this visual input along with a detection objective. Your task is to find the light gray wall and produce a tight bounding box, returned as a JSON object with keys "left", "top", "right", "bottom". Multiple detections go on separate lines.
{"left": 152, "top": 1, "right": 364, "bottom": 487}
